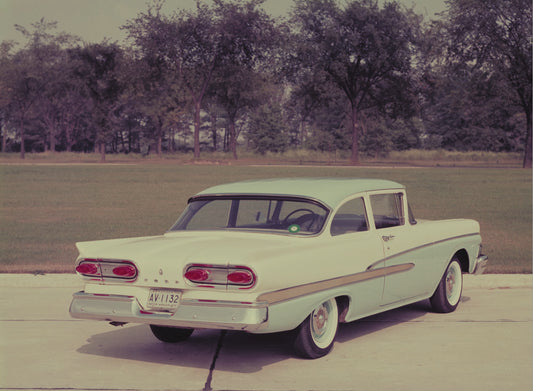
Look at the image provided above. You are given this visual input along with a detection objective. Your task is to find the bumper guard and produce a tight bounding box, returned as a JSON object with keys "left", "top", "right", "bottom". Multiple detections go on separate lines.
{"left": 472, "top": 254, "right": 488, "bottom": 275}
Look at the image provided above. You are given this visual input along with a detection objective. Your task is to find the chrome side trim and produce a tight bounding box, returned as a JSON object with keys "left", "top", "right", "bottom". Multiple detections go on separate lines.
{"left": 366, "top": 232, "right": 480, "bottom": 270}
{"left": 257, "top": 263, "right": 414, "bottom": 305}
{"left": 180, "top": 299, "right": 266, "bottom": 309}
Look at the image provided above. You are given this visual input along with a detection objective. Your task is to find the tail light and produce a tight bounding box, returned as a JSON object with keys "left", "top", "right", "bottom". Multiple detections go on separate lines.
{"left": 112, "top": 265, "right": 137, "bottom": 278}
{"left": 184, "top": 268, "right": 210, "bottom": 282}
{"left": 76, "top": 259, "right": 138, "bottom": 281}
{"left": 75, "top": 261, "right": 100, "bottom": 276}
{"left": 184, "top": 264, "right": 256, "bottom": 289}
{"left": 227, "top": 269, "right": 254, "bottom": 285}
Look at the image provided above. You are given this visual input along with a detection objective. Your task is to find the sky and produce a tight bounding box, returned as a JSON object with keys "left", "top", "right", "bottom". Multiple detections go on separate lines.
{"left": 0, "top": 0, "right": 446, "bottom": 45}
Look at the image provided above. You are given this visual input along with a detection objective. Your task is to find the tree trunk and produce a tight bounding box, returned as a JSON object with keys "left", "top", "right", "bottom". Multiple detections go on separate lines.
{"left": 119, "top": 130, "right": 126, "bottom": 153}
{"left": 169, "top": 128, "right": 175, "bottom": 153}
{"left": 100, "top": 142, "right": 106, "bottom": 162}
{"left": 229, "top": 120, "right": 238, "bottom": 160}
{"left": 1, "top": 124, "right": 6, "bottom": 152}
{"left": 194, "top": 100, "right": 201, "bottom": 159}
{"left": 19, "top": 116, "right": 25, "bottom": 159}
{"left": 523, "top": 111, "right": 532, "bottom": 168}
{"left": 50, "top": 127, "right": 56, "bottom": 152}
{"left": 224, "top": 126, "right": 229, "bottom": 152}
{"left": 211, "top": 112, "right": 218, "bottom": 151}
{"left": 157, "top": 134, "right": 162, "bottom": 157}
{"left": 66, "top": 125, "right": 73, "bottom": 152}
{"left": 350, "top": 104, "right": 360, "bottom": 165}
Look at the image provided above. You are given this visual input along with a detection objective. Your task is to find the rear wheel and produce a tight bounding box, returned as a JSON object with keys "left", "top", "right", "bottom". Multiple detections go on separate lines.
{"left": 294, "top": 298, "right": 339, "bottom": 359}
{"left": 430, "top": 258, "right": 463, "bottom": 313}
{"left": 149, "top": 325, "right": 194, "bottom": 343}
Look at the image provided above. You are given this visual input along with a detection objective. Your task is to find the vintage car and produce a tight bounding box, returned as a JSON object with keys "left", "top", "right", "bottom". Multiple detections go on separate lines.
{"left": 70, "top": 178, "right": 488, "bottom": 358}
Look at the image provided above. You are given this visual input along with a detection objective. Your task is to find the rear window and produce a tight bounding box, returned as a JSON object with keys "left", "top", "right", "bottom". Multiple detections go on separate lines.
{"left": 170, "top": 196, "right": 329, "bottom": 235}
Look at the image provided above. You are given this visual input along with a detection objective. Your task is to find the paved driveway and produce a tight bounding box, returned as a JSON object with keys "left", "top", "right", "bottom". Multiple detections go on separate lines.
{"left": 0, "top": 274, "right": 531, "bottom": 391}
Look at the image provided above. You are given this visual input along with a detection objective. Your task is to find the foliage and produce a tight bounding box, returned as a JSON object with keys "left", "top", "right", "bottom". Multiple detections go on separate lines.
{"left": 359, "top": 117, "right": 420, "bottom": 157}
{"left": 0, "top": 0, "right": 530, "bottom": 163}
{"left": 206, "top": 0, "right": 281, "bottom": 159}
{"left": 0, "top": 19, "right": 80, "bottom": 157}
{"left": 122, "top": 0, "right": 280, "bottom": 159}
{"left": 287, "top": 0, "right": 418, "bottom": 164}
{"left": 248, "top": 102, "right": 289, "bottom": 154}
{"left": 69, "top": 42, "right": 124, "bottom": 161}
{"left": 434, "top": 0, "right": 532, "bottom": 167}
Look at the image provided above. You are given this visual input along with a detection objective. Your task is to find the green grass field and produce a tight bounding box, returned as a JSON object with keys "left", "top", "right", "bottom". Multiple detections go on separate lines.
{"left": 0, "top": 163, "right": 531, "bottom": 273}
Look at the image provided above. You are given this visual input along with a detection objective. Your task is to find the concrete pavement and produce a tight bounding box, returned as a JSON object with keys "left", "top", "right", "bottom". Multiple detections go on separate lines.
{"left": 0, "top": 274, "right": 531, "bottom": 391}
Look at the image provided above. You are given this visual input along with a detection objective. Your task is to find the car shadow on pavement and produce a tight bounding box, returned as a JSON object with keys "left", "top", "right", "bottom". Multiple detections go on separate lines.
{"left": 76, "top": 299, "right": 439, "bottom": 373}
{"left": 335, "top": 299, "right": 432, "bottom": 343}
{"left": 214, "top": 299, "right": 433, "bottom": 373}
{"left": 77, "top": 325, "right": 223, "bottom": 368}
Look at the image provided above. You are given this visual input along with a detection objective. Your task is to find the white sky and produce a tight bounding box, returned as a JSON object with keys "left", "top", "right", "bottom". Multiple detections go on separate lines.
{"left": 0, "top": 0, "right": 446, "bottom": 45}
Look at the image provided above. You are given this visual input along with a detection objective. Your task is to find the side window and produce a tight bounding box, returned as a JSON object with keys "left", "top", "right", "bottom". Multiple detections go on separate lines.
{"left": 330, "top": 197, "right": 368, "bottom": 236}
{"left": 370, "top": 193, "right": 404, "bottom": 229}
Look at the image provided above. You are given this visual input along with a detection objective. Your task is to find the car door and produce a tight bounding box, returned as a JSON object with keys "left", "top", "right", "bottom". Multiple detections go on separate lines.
{"left": 368, "top": 191, "right": 428, "bottom": 306}
{"left": 329, "top": 196, "right": 385, "bottom": 317}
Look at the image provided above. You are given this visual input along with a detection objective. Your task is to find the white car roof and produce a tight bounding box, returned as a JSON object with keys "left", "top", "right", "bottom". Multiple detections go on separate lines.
{"left": 194, "top": 178, "right": 404, "bottom": 209}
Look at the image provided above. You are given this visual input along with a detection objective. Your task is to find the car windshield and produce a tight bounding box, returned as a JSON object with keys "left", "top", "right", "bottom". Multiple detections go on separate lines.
{"left": 169, "top": 196, "right": 329, "bottom": 235}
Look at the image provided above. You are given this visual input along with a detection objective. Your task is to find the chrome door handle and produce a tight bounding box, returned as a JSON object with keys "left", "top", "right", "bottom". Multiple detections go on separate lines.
{"left": 382, "top": 235, "right": 395, "bottom": 242}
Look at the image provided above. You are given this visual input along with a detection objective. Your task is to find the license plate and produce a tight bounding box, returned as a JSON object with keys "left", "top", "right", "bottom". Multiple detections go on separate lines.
{"left": 146, "top": 289, "right": 181, "bottom": 311}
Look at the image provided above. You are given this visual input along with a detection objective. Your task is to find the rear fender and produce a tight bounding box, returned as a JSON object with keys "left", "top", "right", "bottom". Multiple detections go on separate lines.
{"left": 251, "top": 289, "right": 348, "bottom": 334}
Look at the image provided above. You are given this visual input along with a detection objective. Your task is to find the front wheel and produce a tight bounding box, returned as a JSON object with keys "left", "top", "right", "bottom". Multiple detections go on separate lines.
{"left": 430, "top": 258, "right": 463, "bottom": 313}
{"left": 294, "top": 298, "right": 339, "bottom": 359}
{"left": 149, "top": 325, "right": 194, "bottom": 343}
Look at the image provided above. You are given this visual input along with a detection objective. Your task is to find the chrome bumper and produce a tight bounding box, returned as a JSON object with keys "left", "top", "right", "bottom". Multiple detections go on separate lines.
{"left": 472, "top": 255, "right": 488, "bottom": 275}
{"left": 69, "top": 291, "right": 268, "bottom": 331}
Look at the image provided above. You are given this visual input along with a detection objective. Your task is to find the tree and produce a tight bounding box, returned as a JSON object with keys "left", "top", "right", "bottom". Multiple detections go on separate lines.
{"left": 0, "top": 41, "right": 16, "bottom": 152}
{"left": 289, "top": 0, "right": 418, "bottom": 164}
{"left": 209, "top": 67, "right": 271, "bottom": 158}
{"left": 174, "top": 0, "right": 278, "bottom": 159}
{"left": 443, "top": 0, "right": 532, "bottom": 167}
{"left": 248, "top": 102, "right": 288, "bottom": 154}
{"left": 0, "top": 19, "right": 78, "bottom": 157}
{"left": 420, "top": 62, "right": 524, "bottom": 152}
{"left": 207, "top": 0, "right": 280, "bottom": 159}
{"left": 290, "top": 79, "right": 352, "bottom": 152}
{"left": 70, "top": 42, "right": 124, "bottom": 161}
{"left": 123, "top": 1, "right": 187, "bottom": 156}
{"left": 124, "top": 0, "right": 280, "bottom": 159}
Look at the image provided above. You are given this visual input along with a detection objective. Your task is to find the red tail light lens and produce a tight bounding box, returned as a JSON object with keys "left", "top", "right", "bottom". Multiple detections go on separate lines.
{"left": 184, "top": 268, "right": 210, "bottom": 282}
{"left": 113, "top": 265, "right": 137, "bottom": 278}
{"left": 76, "top": 262, "right": 99, "bottom": 276}
{"left": 227, "top": 270, "right": 254, "bottom": 285}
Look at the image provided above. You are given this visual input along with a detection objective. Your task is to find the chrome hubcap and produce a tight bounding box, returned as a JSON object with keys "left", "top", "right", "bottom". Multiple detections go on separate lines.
{"left": 446, "top": 272, "right": 455, "bottom": 297}
{"left": 445, "top": 262, "right": 462, "bottom": 305}
{"left": 313, "top": 305, "right": 328, "bottom": 334}
{"left": 309, "top": 299, "right": 338, "bottom": 349}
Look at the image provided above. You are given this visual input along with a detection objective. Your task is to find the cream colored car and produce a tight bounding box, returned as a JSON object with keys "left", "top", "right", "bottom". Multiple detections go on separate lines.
{"left": 70, "top": 178, "right": 487, "bottom": 358}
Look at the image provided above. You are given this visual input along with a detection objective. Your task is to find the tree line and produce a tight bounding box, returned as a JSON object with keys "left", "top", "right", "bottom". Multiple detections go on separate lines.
{"left": 0, "top": 0, "right": 531, "bottom": 167}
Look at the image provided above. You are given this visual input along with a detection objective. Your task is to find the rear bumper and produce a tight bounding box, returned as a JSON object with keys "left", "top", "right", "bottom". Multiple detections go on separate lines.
{"left": 69, "top": 291, "right": 268, "bottom": 331}
{"left": 472, "top": 255, "right": 488, "bottom": 275}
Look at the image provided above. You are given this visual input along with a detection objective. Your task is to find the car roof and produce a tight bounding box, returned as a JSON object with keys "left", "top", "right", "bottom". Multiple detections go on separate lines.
{"left": 194, "top": 178, "right": 404, "bottom": 209}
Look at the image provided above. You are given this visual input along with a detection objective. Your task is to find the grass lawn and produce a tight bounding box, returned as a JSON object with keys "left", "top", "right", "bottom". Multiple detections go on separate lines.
{"left": 0, "top": 163, "right": 531, "bottom": 273}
